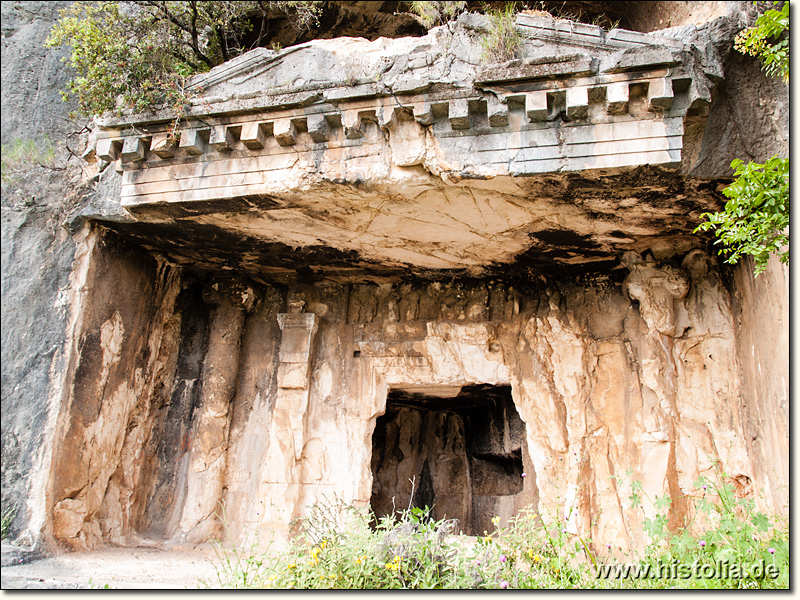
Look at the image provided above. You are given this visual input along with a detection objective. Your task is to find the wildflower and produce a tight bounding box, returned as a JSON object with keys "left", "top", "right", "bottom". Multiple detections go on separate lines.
{"left": 606, "top": 543, "right": 611, "bottom": 550}
{"left": 483, "top": 535, "right": 492, "bottom": 542}
{"left": 533, "top": 554, "right": 541, "bottom": 563}
{"left": 499, "top": 554, "right": 507, "bottom": 563}
{"left": 356, "top": 555, "right": 367, "bottom": 565}
{"left": 288, "top": 563, "right": 296, "bottom": 570}
{"left": 768, "top": 548, "right": 776, "bottom": 555}
{"left": 492, "top": 516, "right": 501, "bottom": 526}
{"left": 385, "top": 555, "right": 402, "bottom": 571}
{"left": 521, "top": 472, "right": 527, "bottom": 478}
{"left": 699, "top": 540, "right": 706, "bottom": 548}
{"left": 500, "top": 580, "right": 509, "bottom": 589}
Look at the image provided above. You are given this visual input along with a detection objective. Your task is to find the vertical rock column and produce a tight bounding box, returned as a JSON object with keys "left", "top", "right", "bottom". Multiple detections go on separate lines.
{"left": 259, "top": 298, "right": 319, "bottom": 533}
{"left": 178, "top": 280, "right": 257, "bottom": 543}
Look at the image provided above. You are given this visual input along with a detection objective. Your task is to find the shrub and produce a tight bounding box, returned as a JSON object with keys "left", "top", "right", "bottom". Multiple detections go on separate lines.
{"left": 695, "top": 156, "right": 788, "bottom": 275}
{"left": 45, "top": 1, "right": 324, "bottom": 119}
{"left": 210, "top": 467, "right": 788, "bottom": 589}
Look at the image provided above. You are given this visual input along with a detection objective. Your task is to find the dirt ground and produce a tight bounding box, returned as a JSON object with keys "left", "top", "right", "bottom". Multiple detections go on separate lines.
{"left": 1, "top": 546, "right": 221, "bottom": 589}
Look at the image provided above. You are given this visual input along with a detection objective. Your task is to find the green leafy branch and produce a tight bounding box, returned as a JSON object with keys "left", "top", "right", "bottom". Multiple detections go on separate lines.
{"left": 734, "top": 1, "right": 789, "bottom": 81}
{"left": 696, "top": 2, "right": 788, "bottom": 276}
{"left": 696, "top": 157, "right": 788, "bottom": 275}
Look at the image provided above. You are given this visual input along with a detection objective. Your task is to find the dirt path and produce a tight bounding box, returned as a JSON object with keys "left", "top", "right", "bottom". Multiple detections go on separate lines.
{"left": 1, "top": 547, "right": 222, "bottom": 589}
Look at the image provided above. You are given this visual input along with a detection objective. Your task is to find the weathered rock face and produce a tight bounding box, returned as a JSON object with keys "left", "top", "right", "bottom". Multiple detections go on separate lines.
{"left": 1, "top": 0, "right": 84, "bottom": 549}
{"left": 1, "top": 1, "right": 788, "bottom": 559}
{"left": 38, "top": 247, "right": 776, "bottom": 553}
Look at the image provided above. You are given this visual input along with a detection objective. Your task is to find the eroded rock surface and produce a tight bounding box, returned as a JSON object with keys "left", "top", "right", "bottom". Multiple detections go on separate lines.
{"left": 40, "top": 244, "right": 779, "bottom": 554}
{"left": 0, "top": 1, "right": 788, "bottom": 561}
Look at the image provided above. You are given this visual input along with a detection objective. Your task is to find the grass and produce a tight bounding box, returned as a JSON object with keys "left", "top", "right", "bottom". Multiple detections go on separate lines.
{"left": 1, "top": 506, "right": 15, "bottom": 539}
{"left": 209, "top": 468, "right": 788, "bottom": 589}
{"left": 481, "top": 4, "right": 523, "bottom": 63}
{"left": 1, "top": 137, "right": 57, "bottom": 185}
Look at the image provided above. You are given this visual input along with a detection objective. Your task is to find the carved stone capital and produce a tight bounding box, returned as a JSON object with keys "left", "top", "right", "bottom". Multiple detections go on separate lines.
{"left": 202, "top": 279, "right": 259, "bottom": 311}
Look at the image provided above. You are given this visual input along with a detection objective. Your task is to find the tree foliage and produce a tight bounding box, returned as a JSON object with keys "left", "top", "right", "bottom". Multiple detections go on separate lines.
{"left": 734, "top": 1, "right": 789, "bottom": 81}
{"left": 46, "top": 1, "right": 323, "bottom": 118}
{"left": 696, "top": 2, "right": 789, "bottom": 275}
{"left": 696, "top": 157, "right": 789, "bottom": 274}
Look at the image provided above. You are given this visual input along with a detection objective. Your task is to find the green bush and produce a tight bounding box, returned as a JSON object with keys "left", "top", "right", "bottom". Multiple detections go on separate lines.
{"left": 695, "top": 156, "right": 789, "bottom": 275}
{"left": 45, "top": 2, "right": 324, "bottom": 119}
{"left": 210, "top": 468, "right": 788, "bottom": 589}
{"left": 696, "top": 2, "right": 789, "bottom": 275}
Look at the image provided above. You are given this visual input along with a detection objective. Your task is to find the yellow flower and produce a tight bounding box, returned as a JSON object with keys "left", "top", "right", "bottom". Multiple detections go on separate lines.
{"left": 288, "top": 563, "right": 296, "bottom": 570}
{"left": 533, "top": 554, "right": 542, "bottom": 563}
{"left": 385, "top": 555, "right": 402, "bottom": 571}
{"left": 311, "top": 546, "right": 321, "bottom": 559}
{"left": 356, "top": 555, "right": 367, "bottom": 565}
{"left": 491, "top": 516, "right": 500, "bottom": 526}
{"left": 321, "top": 539, "right": 328, "bottom": 549}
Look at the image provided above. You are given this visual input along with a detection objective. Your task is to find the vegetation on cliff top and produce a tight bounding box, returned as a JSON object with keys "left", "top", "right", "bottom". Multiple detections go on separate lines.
{"left": 45, "top": 2, "right": 325, "bottom": 118}
{"left": 45, "top": 1, "right": 788, "bottom": 276}
{"left": 42, "top": 1, "right": 594, "bottom": 119}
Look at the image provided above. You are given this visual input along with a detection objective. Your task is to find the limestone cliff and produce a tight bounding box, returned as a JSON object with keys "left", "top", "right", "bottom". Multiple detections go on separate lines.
{"left": 0, "top": 1, "right": 788, "bottom": 561}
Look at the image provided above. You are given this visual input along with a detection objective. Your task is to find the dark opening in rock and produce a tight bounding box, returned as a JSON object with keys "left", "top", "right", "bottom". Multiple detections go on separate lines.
{"left": 370, "top": 384, "right": 527, "bottom": 535}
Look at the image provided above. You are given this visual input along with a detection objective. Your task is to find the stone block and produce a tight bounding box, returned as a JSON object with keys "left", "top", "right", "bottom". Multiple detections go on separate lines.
{"left": 240, "top": 121, "right": 269, "bottom": 149}
{"left": 525, "top": 91, "right": 548, "bottom": 122}
{"left": 487, "top": 96, "right": 508, "bottom": 127}
{"left": 647, "top": 77, "right": 674, "bottom": 110}
{"left": 307, "top": 113, "right": 330, "bottom": 142}
{"left": 95, "top": 137, "right": 122, "bottom": 162}
{"left": 178, "top": 128, "right": 209, "bottom": 155}
{"left": 476, "top": 56, "right": 595, "bottom": 84}
{"left": 414, "top": 102, "right": 435, "bottom": 125}
{"left": 149, "top": 133, "right": 177, "bottom": 158}
{"left": 120, "top": 136, "right": 149, "bottom": 163}
{"left": 605, "top": 82, "right": 629, "bottom": 114}
{"left": 392, "top": 77, "right": 429, "bottom": 94}
{"left": 342, "top": 110, "right": 364, "bottom": 139}
{"left": 600, "top": 47, "right": 679, "bottom": 74}
{"left": 209, "top": 125, "right": 236, "bottom": 151}
{"left": 449, "top": 98, "right": 470, "bottom": 130}
{"left": 273, "top": 119, "right": 297, "bottom": 146}
{"left": 566, "top": 87, "right": 589, "bottom": 119}
{"left": 277, "top": 313, "right": 319, "bottom": 362}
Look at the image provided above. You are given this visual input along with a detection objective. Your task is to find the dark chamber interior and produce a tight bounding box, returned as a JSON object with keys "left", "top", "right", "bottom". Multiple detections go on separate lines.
{"left": 370, "top": 384, "right": 527, "bottom": 535}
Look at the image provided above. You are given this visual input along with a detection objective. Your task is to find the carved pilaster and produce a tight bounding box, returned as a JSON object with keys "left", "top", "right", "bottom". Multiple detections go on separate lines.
{"left": 178, "top": 279, "right": 257, "bottom": 542}
{"left": 275, "top": 312, "right": 319, "bottom": 460}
